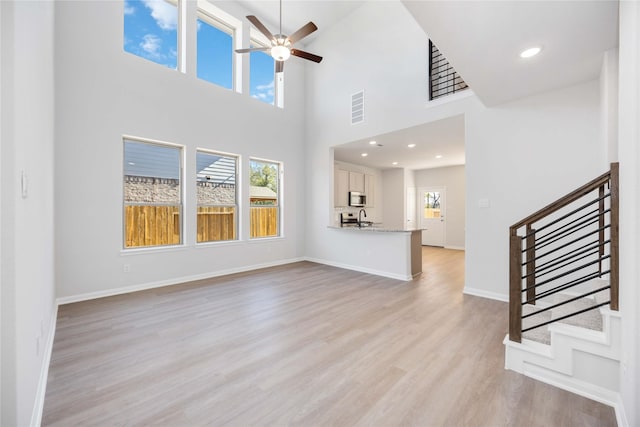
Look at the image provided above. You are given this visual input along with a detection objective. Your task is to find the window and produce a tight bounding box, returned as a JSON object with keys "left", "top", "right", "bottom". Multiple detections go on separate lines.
{"left": 196, "top": 151, "right": 238, "bottom": 242}
{"left": 250, "top": 32, "right": 276, "bottom": 105}
{"left": 123, "top": 138, "right": 182, "bottom": 248}
{"left": 197, "top": 12, "right": 233, "bottom": 89}
{"left": 249, "top": 159, "right": 281, "bottom": 238}
{"left": 124, "top": 0, "right": 179, "bottom": 69}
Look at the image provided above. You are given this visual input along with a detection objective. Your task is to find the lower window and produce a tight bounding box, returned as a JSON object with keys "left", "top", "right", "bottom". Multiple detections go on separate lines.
{"left": 249, "top": 158, "right": 281, "bottom": 238}
{"left": 196, "top": 150, "right": 238, "bottom": 242}
{"left": 123, "top": 138, "right": 183, "bottom": 249}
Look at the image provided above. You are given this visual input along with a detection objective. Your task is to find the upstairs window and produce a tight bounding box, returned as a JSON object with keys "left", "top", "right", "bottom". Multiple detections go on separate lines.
{"left": 123, "top": 138, "right": 183, "bottom": 249}
{"left": 197, "top": 11, "right": 234, "bottom": 89}
{"left": 250, "top": 31, "right": 276, "bottom": 106}
{"left": 196, "top": 150, "right": 238, "bottom": 243}
{"left": 124, "top": 0, "right": 179, "bottom": 69}
{"left": 249, "top": 159, "right": 281, "bottom": 238}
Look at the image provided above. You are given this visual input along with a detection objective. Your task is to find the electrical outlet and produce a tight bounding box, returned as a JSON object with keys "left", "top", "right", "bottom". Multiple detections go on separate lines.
{"left": 123, "top": 263, "right": 131, "bottom": 273}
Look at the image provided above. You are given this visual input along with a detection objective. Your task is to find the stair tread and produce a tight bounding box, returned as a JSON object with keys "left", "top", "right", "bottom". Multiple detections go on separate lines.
{"left": 521, "top": 293, "right": 604, "bottom": 345}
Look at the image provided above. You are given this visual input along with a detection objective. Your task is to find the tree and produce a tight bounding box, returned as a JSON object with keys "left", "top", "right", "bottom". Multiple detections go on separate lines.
{"left": 250, "top": 161, "right": 278, "bottom": 193}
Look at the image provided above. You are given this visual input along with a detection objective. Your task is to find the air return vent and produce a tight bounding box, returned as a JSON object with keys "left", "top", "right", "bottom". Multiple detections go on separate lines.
{"left": 351, "top": 91, "right": 364, "bottom": 125}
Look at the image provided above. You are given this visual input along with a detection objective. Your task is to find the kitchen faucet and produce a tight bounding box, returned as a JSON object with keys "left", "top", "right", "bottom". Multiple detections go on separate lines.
{"left": 358, "top": 208, "right": 367, "bottom": 227}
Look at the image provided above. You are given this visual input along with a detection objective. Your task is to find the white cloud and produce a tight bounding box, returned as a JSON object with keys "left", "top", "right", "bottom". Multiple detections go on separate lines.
{"left": 140, "top": 34, "right": 162, "bottom": 58}
{"left": 124, "top": 1, "right": 135, "bottom": 15}
{"left": 252, "top": 80, "right": 274, "bottom": 102}
{"left": 142, "top": 0, "right": 177, "bottom": 31}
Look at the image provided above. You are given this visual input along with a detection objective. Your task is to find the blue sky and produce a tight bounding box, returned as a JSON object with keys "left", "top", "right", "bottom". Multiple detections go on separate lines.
{"left": 124, "top": 0, "right": 275, "bottom": 104}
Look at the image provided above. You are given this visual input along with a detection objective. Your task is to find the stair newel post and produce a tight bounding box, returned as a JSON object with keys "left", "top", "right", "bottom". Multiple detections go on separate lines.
{"left": 509, "top": 227, "right": 523, "bottom": 343}
{"left": 526, "top": 224, "right": 536, "bottom": 305}
{"left": 610, "top": 162, "right": 619, "bottom": 311}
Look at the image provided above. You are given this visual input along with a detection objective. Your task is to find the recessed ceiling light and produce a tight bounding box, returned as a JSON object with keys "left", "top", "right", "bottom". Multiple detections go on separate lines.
{"left": 369, "top": 140, "right": 377, "bottom": 145}
{"left": 392, "top": 162, "right": 398, "bottom": 165}
{"left": 435, "top": 155, "right": 443, "bottom": 159}
{"left": 520, "top": 46, "right": 541, "bottom": 58}
{"left": 408, "top": 144, "right": 416, "bottom": 148}
{"left": 361, "top": 153, "right": 368, "bottom": 157}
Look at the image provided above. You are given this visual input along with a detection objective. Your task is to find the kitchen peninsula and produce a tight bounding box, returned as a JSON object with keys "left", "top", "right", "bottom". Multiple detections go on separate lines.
{"left": 327, "top": 224, "right": 423, "bottom": 280}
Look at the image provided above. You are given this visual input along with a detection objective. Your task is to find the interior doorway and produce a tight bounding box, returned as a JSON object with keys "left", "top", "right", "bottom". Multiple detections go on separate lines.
{"left": 418, "top": 187, "right": 445, "bottom": 246}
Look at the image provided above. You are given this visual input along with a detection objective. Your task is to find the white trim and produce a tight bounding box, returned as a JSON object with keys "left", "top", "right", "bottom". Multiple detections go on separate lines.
{"left": 57, "top": 257, "right": 304, "bottom": 305}
{"left": 463, "top": 286, "right": 508, "bottom": 302}
{"left": 444, "top": 245, "right": 465, "bottom": 251}
{"left": 30, "top": 304, "right": 58, "bottom": 427}
{"left": 304, "top": 257, "right": 413, "bottom": 281}
{"left": 425, "top": 89, "right": 475, "bottom": 109}
{"left": 521, "top": 363, "right": 627, "bottom": 426}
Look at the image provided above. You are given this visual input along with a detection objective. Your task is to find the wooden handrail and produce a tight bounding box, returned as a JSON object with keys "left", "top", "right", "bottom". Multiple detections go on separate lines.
{"left": 510, "top": 170, "right": 612, "bottom": 231}
{"left": 508, "top": 163, "right": 619, "bottom": 343}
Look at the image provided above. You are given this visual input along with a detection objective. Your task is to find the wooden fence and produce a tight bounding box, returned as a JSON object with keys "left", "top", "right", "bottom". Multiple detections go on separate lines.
{"left": 125, "top": 205, "right": 181, "bottom": 248}
{"left": 125, "top": 205, "right": 278, "bottom": 247}
{"left": 197, "top": 206, "right": 236, "bottom": 242}
{"left": 250, "top": 206, "right": 279, "bottom": 238}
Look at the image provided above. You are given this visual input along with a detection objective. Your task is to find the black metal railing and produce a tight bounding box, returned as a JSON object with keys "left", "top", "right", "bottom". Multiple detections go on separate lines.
{"left": 509, "top": 163, "right": 619, "bottom": 343}
{"left": 429, "top": 40, "right": 468, "bottom": 101}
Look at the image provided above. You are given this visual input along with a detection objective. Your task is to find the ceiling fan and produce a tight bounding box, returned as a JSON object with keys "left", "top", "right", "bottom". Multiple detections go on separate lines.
{"left": 235, "top": 0, "right": 323, "bottom": 73}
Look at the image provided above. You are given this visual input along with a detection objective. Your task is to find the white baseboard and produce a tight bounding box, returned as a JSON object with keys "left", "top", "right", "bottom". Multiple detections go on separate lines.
{"left": 57, "top": 257, "right": 305, "bottom": 305}
{"left": 31, "top": 304, "right": 58, "bottom": 427}
{"left": 522, "top": 363, "right": 627, "bottom": 426}
{"left": 463, "top": 286, "right": 508, "bottom": 302}
{"left": 304, "top": 257, "right": 412, "bottom": 281}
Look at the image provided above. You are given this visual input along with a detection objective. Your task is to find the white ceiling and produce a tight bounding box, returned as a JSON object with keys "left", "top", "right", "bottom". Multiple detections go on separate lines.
{"left": 403, "top": 0, "right": 619, "bottom": 107}
{"left": 234, "top": 0, "right": 365, "bottom": 43}
{"left": 333, "top": 115, "right": 465, "bottom": 171}
{"left": 235, "top": 0, "right": 619, "bottom": 171}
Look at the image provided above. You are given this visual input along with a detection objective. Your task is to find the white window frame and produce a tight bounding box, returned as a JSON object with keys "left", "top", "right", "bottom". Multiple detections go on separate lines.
{"left": 197, "top": 0, "right": 242, "bottom": 92}
{"left": 249, "top": 157, "right": 283, "bottom": 240}
{"left": 196, "top": 149, "right": 240, "bottom": 244}
{"left": 122, "top": 135, "right": 185, "bottom": 251}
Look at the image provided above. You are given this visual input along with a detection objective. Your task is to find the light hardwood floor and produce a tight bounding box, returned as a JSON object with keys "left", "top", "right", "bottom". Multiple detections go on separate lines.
{"left": 42, "top": 247, "right": 617, "bottom": 426}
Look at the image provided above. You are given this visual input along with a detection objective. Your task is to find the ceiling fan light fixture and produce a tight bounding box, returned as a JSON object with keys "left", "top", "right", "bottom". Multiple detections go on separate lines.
{"left": 271, "top": 45, "right": 291, "bottom": 61}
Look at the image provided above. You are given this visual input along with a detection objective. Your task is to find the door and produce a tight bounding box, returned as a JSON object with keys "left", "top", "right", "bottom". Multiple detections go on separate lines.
{"left": 419, "top": 187, "right": 445, "bottom": 246}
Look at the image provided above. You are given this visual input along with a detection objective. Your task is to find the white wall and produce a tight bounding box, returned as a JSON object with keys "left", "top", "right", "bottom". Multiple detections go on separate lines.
{"left": 617, "top": 1, "right": 639, "bottom": 424}
{"left": 54, "top": 0, "right": 307, "bottom": 299}
{"left": 464, "top": 80, "right": 606, "bottom": 300}
{"left": 381, "top": 168, "right": 405, "bottom": 228}
{"left": 414, "top": 165, "right": 465, "bottom": 249}
{"left": 1, "top": 1, "right": 57, "bottom": 425}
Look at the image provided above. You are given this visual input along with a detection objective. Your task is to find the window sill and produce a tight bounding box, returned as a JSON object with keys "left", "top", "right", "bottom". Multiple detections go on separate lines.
{"left": 248, "top": 236, "right": 285, "bottom": 243}
{"left": 120, "top": 244, "right": 188, "bottom": 256}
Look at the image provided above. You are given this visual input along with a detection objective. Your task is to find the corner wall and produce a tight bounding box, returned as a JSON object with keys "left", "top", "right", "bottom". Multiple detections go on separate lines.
{"left": 54, "top": 0, "right": 307, "bottom": 299}
{"left": 1, "top": 1, "right": 57, "bottom": 425}
{"left": 617, "top": 1, "right": 640, "bottom": 424}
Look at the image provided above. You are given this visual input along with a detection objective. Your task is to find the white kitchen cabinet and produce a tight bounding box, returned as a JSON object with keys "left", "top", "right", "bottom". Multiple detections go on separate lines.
{"left": 349, "top": 171, "right": 365, "bottom": 193}
{"left": 365, "top": 174, "right": 375, "bottom": 207}
{"left": 334, "top": 169, "right": 349, "bottom": 207}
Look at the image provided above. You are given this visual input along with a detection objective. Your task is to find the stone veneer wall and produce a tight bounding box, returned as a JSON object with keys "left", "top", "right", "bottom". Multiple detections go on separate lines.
{"left": 124, "top": 176, "right": 235, "bottom": 205}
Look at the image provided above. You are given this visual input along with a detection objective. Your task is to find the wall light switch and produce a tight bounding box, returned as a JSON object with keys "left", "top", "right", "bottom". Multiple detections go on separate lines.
{"left": 478, "top": 198, "right": 490, "bottom": 208}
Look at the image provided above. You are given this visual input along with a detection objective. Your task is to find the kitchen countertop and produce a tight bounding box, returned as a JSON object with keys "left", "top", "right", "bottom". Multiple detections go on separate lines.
{"left": 328, "top": 224, "right": 424, "bottom": 233}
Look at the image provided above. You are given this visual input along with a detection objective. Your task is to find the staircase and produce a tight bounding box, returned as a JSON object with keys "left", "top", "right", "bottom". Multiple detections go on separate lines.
{"left": 504, "top": 163, "right": 622, "bottom": 409}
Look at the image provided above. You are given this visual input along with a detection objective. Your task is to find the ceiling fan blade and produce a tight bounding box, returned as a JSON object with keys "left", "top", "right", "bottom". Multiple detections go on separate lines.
{"left": 235, "top": 47, "right": 270, "bottom": 54}
{"left": 291, "top": 49, "right": 323, "bottom": 63}
{"left": 275, "top": 60, "right": 284, "bottom": 73}
{"left": 247, "top": 15, "right": 276, "bottom": 43}
{"left": 286, "top": 21, "right": 318, "bottom": 45}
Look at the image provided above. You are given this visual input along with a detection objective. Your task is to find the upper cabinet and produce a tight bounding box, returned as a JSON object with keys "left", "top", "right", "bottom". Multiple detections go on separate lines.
{"left": 349, "top": 172, "right": 365, "bottom": 193}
